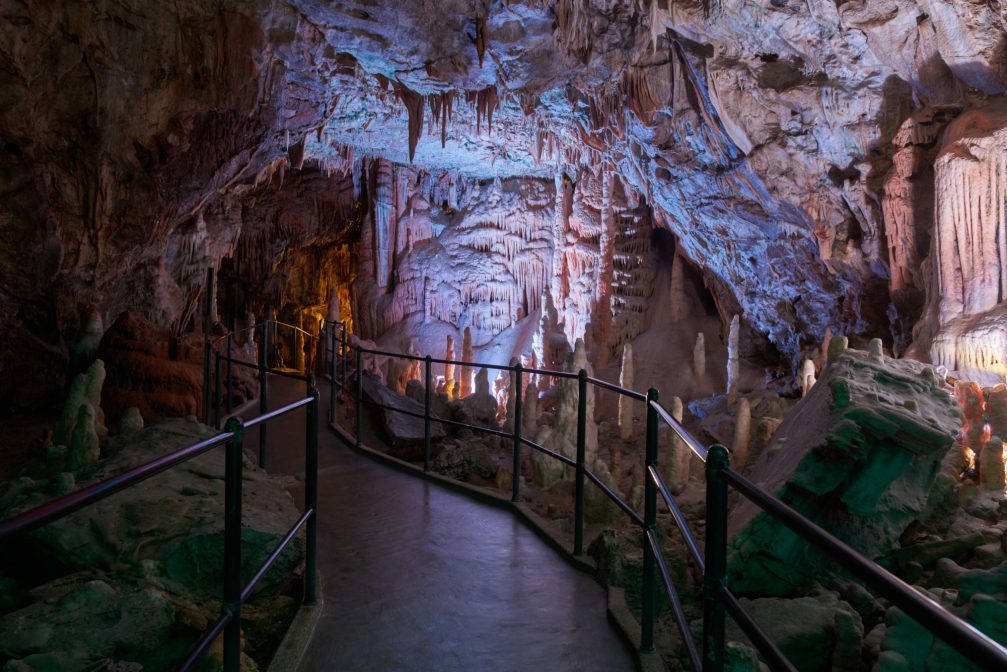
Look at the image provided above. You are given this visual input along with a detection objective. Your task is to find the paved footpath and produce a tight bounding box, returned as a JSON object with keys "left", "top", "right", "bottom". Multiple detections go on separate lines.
{"left": 243, "top": 374, "right": 635, "bottom": 672}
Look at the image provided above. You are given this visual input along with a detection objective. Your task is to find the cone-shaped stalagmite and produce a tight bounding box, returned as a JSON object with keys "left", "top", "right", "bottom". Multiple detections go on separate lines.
{"left": 693, "top": 332, "right": 706, "bottom": 386}
{"left": 800, "top": 359, "right": 817, "bottom": 398}
{"left": 68, "top": 403, "right": 100, "bottom": 472}
{"left": 445, "top": 335, "right": 457, "bottom": 399}
{"left": 732, "top": 397, "right": 752, "bottom": 470}
{"left": 523, "top": 381, "right": 538, "bottom": 434}
{"left": 727, "top": 315, "right": 740, "bottom": 404}
{"left": 664, "top": 396, "right": 690, "bottom": 494}
{"left": 461, "top": 327, "right": 473, "bottom": 397}
{"left": 980, "top": 437, "right": 1005, "bottom": 491}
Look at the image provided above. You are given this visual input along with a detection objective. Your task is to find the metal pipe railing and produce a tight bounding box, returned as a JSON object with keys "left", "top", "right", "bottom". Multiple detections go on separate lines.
{"left": 331, "top": 321, "right": 1007, "bottom": 672}
{"left": 1, "top": 375, "right": 321, "bottom": 672}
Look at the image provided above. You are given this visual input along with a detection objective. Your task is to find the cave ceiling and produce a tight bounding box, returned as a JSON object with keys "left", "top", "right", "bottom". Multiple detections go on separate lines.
{"left": 3, "top": 0, "right": 1007, "bottom": 409}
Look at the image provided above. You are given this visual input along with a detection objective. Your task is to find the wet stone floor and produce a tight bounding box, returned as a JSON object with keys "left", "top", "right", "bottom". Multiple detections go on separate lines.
{"left": 243, "top": 375, "right": 635, "bottom": 672}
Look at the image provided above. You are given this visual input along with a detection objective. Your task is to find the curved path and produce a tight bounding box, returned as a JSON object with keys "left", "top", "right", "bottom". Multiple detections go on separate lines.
{"left": 244, "top": 375, "right": 635, "bottom": 672}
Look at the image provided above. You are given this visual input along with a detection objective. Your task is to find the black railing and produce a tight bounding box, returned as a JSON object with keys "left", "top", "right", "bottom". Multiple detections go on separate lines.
{"left": 325, "top": 320, "right": 1007, "bottom": 671}
{"left": 0, "top": 383, "right": 320, "bottom": 672}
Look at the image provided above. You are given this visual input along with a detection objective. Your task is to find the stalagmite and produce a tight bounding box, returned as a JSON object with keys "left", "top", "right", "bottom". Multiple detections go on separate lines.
{"left": 669, "top": 252, "right": 686, "bottom": 322}
{"left": 726, "top": 315, "right": 740, "bottom": 405}
{"left": 868, "top": 338, "right": 884, "bottom": 363}
{"left": 732, "top": 398, "right": 751, "bottom": 470}
{"left": 693, "top": 332, "right": 706, "bottom": 386}
{"left": 980, "top": 437, "right": 1005, "bottom": 491}
{"left": 67, "top": 403, "right": 100, "bottom": 472}
{"left": 618, "top": 342, "right": 635, "bottom": 441}
{"left": 818, "top": 327, "right": 833, "bottom": 370}
{"left": 664, "top": 396, "right": 689, "bottom": 494}
{"left": 295, "top": 312, "right": 306, "bottom": 372}
{"left": 445, "top": 335, "right": 456, "bottom": 397}
{"left": 523, "top": 381, "right": 539, "bottom": 434}
{"left": 327, "top": 288, "right": 341, "bottom": 323}
{"left": 827, "top": 335, "right": 849, "bottom": 365}
{"left": 461, "top": 327, "right": 474, "bottom": 397}
{"left": 800, "top": 359, "right": 817, "bottom": 398}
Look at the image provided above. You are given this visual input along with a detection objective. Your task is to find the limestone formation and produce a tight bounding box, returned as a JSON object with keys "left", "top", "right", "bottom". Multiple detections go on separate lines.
{"left": 664, "top": 396, "right": 690, "bottom": 494}
{"left": 732, "top": 398, "right": 751, "bottom": 471}
{"left": 726, "top": 315, "right": 740, "bottom": 405}
{"left": 327, "top": 287, "right": 341, "bottom": 323}
{"left": 868, "top": 338, "right": 884, "bottom": 363}
{"left": 669, "top": 252, "right": 686, "bottom": 322}
{"left": 817, "top": 328, "right": 833, "bottom": 371}
{"left": 523, "top": 381, "right": 538, "bottom": 434}
{"left": 979, "top": 437, "right": 1005, "bottom": 491}
{"left": 533, "top": 339, "right": 597, "bottom": 488}
{"left": 445, "top": 335, "right": 457, "bottom": 400}
{"left": 728, "top": 347, "right": 962, "bottom": 595}
{"left": 800, "top": 359, "right": 817, "bottom": 398}
{"left": 693, "top": 332, "right": 706, "bottom": 388}
{"left": 826, "top": 335, "right": 849, "bottom": 366}
{"left": 67, "top": 403, "right": 100, "bottom": 472}
{"left": 618, "top": 343, "right": 635, "bottom": 441}
{"left": 460, "top": 327, "right": 474, "bottom": 397}
{"left": 117, "top": 407, "right": 145, "bottom": 435}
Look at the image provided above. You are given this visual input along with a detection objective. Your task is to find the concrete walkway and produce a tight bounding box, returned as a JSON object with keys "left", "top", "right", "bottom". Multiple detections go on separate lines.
{"left": 243, "top": 374, "right": 635, "bottom": 672}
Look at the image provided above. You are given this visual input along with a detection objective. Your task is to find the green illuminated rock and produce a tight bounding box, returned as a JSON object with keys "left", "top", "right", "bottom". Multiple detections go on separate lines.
{"left": 726, "top": 348, "right": 961, "bottom": 596}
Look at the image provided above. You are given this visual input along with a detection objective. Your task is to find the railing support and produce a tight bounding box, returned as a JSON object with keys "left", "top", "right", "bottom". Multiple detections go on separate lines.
{"left": 340, "top": 321, "right": 347, "bottom": 387}
{"left": 511, "top": 362, "right": 523, "bottom": 502}
{"left": 355, "top": 346, "right": 363, "bottom": 449}
{"left": 203, "top": 337, "right": 212, "bottom": 425}
{"left": 703, "top": 444, "right": 730, "bottom": 672}
{"left": 214, "top": 351, "right": 222, "bottom": 429}
{"left": 574, "top": 368, "right": 587, "bottom": 556}
{"left": 640, "top": 387, "right": 659, "bottom": 654}
{"left": 258, "top": 321, "right": 269, "bottom": 468}
{"left": 304, "top": 386, "right": 319, "bottom": 605}
{"left": 223, "top": 417, "right": 245, "bottom": 672}
{"left": 329, "top": 328, "right": 337, "bottom": 424}
{"left": 424, "top": 355, "right": 432, "bottom": 472}
{"left": 226, "top": 335, "right": 233, "bottom": 415}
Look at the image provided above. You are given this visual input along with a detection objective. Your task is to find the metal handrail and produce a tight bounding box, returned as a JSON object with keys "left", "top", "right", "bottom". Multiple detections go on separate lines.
{"left": 649, "top": 399, "right": 708, "bottom": 462}
{"left": 0, "top": 433, "right": 232, "bottom": 540}
{"left": 331, "top": 322, "right": 1007, "bottom": 672}
{"left": 0, "top": 386, "right": 321, "bottom": 672}
{"left": 721, "top": 465, "right": 1007, "bottom": 671}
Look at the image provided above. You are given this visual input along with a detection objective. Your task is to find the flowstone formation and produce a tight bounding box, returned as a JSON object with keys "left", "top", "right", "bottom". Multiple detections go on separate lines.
{"left": 727, "top": 345, "right": 961, "bottom": 596}
{"left": 0, "top": 418, "right": 305, "bottom": 671}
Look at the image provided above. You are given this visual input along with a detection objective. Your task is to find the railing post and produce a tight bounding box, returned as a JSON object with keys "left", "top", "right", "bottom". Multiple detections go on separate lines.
{"left": 424, "top": 355, "right": 432, "bottom": 472}
{"left": 223, "top": 417, "right": 244, "bottom": 672}
{"left": 355, "top": 346, "right": 363, "bottom": 449}
{"left": 203, "top": 337, "right": 212, "bottom": 425}
{"left": 214, "top": 350, "right": 222, "bottom": 429}
{"left": 305, "top": 386, "right": 319, "bottom": 605}
{"left": 703, "top": 444, "right": 730, "bottom": 672}
{"left": 574, "top": 369, "right": 587, "bottom": 555}
{"left": 511, "top": 362, "right": 523, "bottom": 502}
{"left": 226, "top": 334, "right": 233, "bottom": 415}
{"left": 258, "top": 322, "right": 269, "bottom": 468}
{"left": 340, "top": 321, "right": 347, "bottom": 387}
{"left": 329, "top": 328, "right": 337, "bottom": 424}
{"left": 641, "top": 388, "right": 660, "bottom": 654}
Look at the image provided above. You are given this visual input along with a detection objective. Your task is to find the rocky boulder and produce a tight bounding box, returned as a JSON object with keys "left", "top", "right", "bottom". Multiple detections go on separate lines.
{"left": 361, "top": 373, "right": 445, "bottom": 449}
{"left": 727, "top": 346, "right": 961, "bottom": 595}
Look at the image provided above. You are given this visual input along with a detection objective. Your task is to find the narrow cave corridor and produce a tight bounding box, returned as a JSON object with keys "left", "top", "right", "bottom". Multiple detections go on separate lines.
{"left": 3, "top": 1, "right": 1007, "bottom": 671}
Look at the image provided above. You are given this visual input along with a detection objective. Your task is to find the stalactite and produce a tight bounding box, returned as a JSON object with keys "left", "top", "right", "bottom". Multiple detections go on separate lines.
{"left": 474, "top": 16, "right": 487, "bottom": 67}
{"left": 394, "top": 84, "right": 425, "bottom": 162}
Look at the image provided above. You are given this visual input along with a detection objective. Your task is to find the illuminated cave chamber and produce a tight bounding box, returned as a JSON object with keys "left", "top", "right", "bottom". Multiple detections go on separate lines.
{"left": 4, "top": 1, "right": 1007, "bottom": 670}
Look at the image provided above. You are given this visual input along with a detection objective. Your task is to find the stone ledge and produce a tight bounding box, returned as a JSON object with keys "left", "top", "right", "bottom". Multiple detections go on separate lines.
{"left": 266, "top": 571, "right": 325, "bottom": 672}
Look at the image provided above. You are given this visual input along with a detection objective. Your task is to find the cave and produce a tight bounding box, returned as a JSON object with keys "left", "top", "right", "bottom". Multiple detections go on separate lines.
{"left": 3, "top": 2, "right": 1007, "bottom": 671}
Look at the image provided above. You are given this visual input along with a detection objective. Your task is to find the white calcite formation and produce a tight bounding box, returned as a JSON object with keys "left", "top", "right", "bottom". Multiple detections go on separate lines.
{"left": 924, "top": 98, "right": 1007, "bottom": 384}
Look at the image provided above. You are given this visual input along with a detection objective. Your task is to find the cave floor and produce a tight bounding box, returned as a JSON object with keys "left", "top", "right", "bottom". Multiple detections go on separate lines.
{"left": 241, "top": 375, "right": 635, "bottom": 672}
